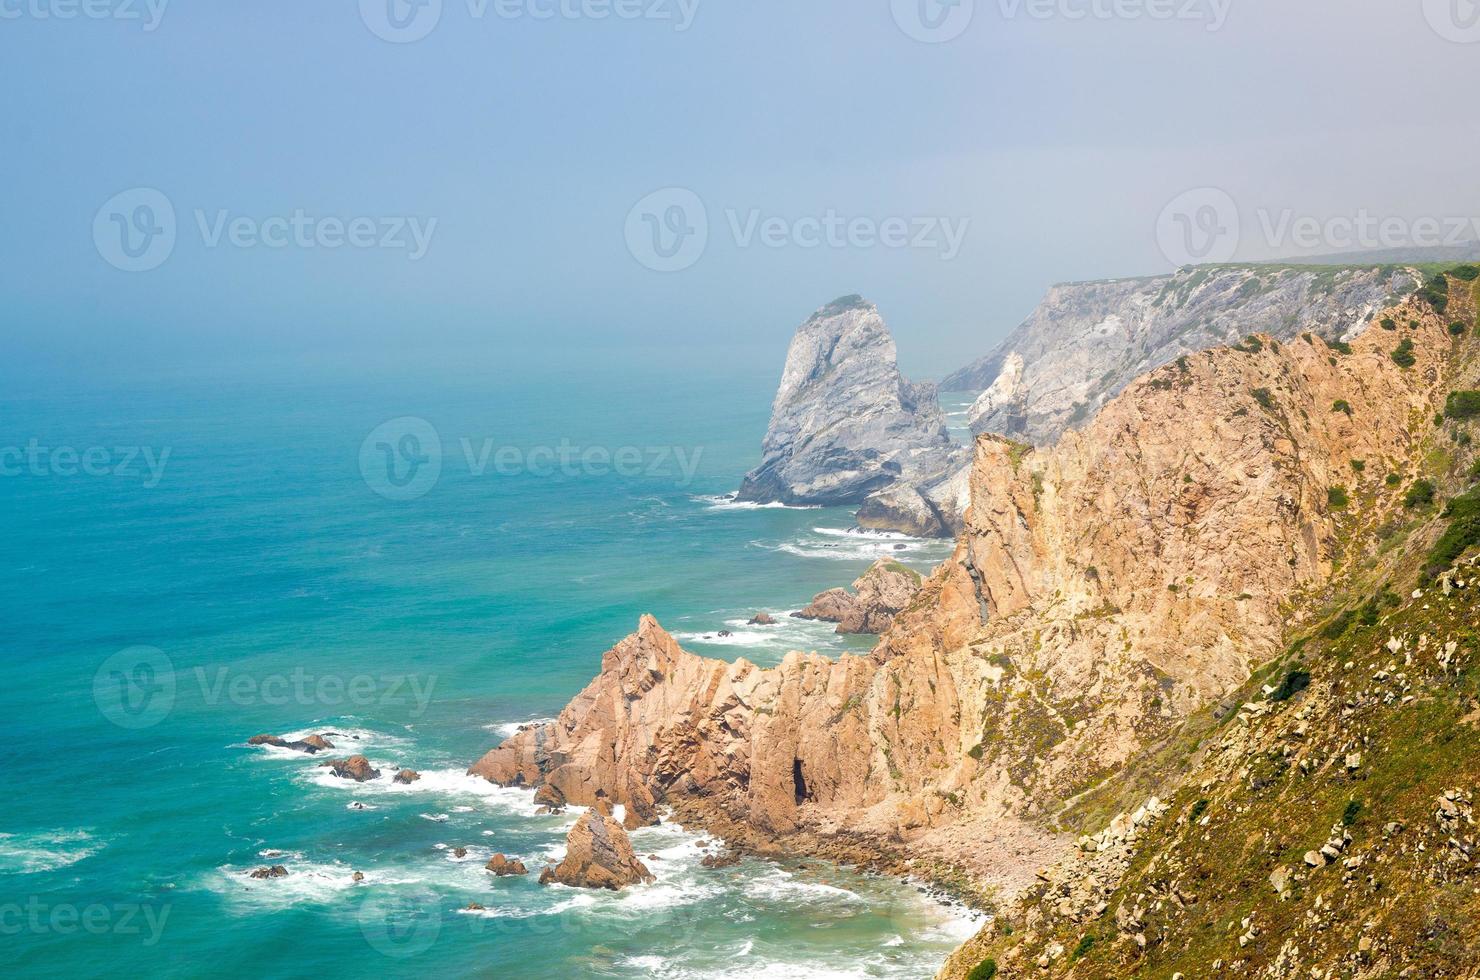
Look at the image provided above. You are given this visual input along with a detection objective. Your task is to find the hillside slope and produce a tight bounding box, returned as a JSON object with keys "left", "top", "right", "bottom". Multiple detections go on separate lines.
{"left": 939, "top": 270, "right": 1480, "bottom": 979}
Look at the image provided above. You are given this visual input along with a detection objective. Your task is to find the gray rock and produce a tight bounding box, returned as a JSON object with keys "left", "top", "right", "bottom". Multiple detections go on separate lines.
{"left": 944, "top": 265, "right": 1419, "bottom": 445}
{"left": 738, "top": 296, "right": 966, "bottom": 520}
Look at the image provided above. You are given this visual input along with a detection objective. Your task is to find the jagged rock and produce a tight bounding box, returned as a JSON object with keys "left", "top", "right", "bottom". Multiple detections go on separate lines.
{"left": 351, "top": 871, "right": 364, "bottom": 882}
{"left": 452, "top": 847, "right": 467, "bottom": 858}
{"left": 248, "top": 733, "right": 327, "bottom": 754}
{"left": 302, "top": 734, "right": 335, "bottom": 751}
{"left": 592, "top": 798, "right": 614, "bottom": 818}
{"left": 748, "top": 613, "right": 776, "bottom": 626}
{"left": 392, "top": 769, "right": 421, "bottom": 784}
{"left": 247, "top": 734, "right": 288, "bottom": 747}
{"left": 319, "top": 756, "right": 380, "bottom": 782}
{"left": 485, "top": 854, "right": 528, "bottom": 877}
{"left": 794, "top": 558, "right": 923, "bottom": 634}
{"left": 736, "top": 295, "right": 967, "bottom": 534}
{"left": 541, "top": 812, "right": 653, "bottom": 891}
{"left": 248, "top": 865, "right": 288, "bottom": 879}
{"left": 464, "top": 903, "right": 485, "bottom": 911}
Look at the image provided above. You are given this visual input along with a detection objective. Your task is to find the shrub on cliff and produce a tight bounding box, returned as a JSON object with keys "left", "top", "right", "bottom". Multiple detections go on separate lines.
{"left": 966, "top": 959, "right": 997, "bottom": 980}
{"left": 1445, "top": 390, "right": 1480, "bottom": 420}
{"left": 1391, "top": 339, "right": 1417, "bottom": 368}
{"left": 1404, "top": 479, "right": 1436, "bottom": 510}
{"left": 1425, "top": 487, "right": 1480, "bottom": 578}
{"left": 1327, "top": 486, "right": 1350, "bottom": 510}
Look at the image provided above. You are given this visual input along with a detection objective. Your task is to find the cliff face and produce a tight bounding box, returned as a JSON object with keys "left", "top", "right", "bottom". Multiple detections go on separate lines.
{"left": 471, "top": 290, "right": 1460, "bottom": 907}
{"left": 944, "top": 265, "right": 1418, "bottom": 445}
{"left": 737, "top": 295, "right": 968, "bottom": 531}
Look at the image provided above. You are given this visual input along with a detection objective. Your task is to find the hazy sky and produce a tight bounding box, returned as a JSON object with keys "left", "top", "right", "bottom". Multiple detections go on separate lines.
{"left": 5, "top": 0, "right": 1480, "bottom": 383}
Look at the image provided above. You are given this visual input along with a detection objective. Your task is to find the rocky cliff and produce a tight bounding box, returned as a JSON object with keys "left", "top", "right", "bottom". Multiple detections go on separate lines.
{"left": 944, "top": 264, "right": 1419, "bottom": 445}
{"left": 473, "top": 273, "right": 1480, "bottom": 975}
{"left": 737, "top": 295, "right": 968, "bottom": 534}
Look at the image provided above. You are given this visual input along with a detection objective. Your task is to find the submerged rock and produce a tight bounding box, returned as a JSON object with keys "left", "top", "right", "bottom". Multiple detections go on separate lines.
{"left": 248, "top": 865, "right": 288, "bottom": 879}
{"left": 748, "top": 612, "right": 777, "bottom": 626}
{"left": 392, "top": 769, "right": 422, "bottom": 784}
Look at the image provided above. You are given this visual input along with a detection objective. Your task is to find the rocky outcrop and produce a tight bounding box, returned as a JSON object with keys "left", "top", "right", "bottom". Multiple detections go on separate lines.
{"left": 944, "top": 265, "right": 1418, "bottom": 444}
{"left": 248, "top": 865, "right": 288, "bottom": 879}
{"left": 248, "top": 733, "right": 332, "bottom": 754}
{"left": 485, "top": 854, "right": 528, "bottom": 876}
{"left": 794, "top": 558, "right": 924, "bottom": 634}
{"left": 541, "top": 812, "right": 653, "bottom": 890}
{"left": 392, "top": 769, "right": 421, "bottom": 784}
{"left": 319, "top": 756, "right": 380, "bottom": 782}
{"left": 737, "top": 295, "right": 968, "bottom": 533}
{"left": 472, "top": 292, "right": 1456, "bottom": 909}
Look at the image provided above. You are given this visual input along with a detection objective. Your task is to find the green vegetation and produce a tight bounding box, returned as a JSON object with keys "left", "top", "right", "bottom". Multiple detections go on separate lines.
{"left": 1332, "top": 399, "right": 1352, "bottom": 415}
{"left": 1418, "top": 270, "right": 1451, "bottom": 313}
{"left": 1445, "top": 390, "right": 1480, "bottom": 420}
{"left": 1386, "top": 472, "right": 1403, "bottom": 487}
{"left": 1380, "top": 318, "right": 1398, "bottom": 331}
{"left": 1404, "top": 479, "right": 1436, "bottom": 510}
{"left": 1425, "top": 486, "right": 1480, "bottom": 578}
{"left": 1350, "top": 459, "right": 1366, "bottom": 473}
{"left": 1321, "top": 609, "right": 1357, "bottom": 640}
{"left": 1251, "top": 388, "right": 1276, "bottom": 411}
{"left": 966, "top": 959, "right": 997, "bottom": 980}
{"left": 1327, "top": 486, "right": 1349, "bottom": 509}
{"left": 1072, "top": 935, "right": 1097, "bottom": 960}
{"left": 1330, "top": 339, "right": 1353, "bottom": 355}
{"left": 1237, "top": 336, "right": 1264, "bottom": 354}
{"left": 1342, "top": 799, "right": 1362, "bottom": 827}
{"left": 1391, "top": 338, "right": 1417, "bottom": 368}
{"left": 1450, "top": 321, "right": 1468, "bottom": 337}
{"left": 1269, "top": 670, "right": 1311, "bottom": 702}
{"left": 1189, "top": 799, "right": 1209, "bottom": 822}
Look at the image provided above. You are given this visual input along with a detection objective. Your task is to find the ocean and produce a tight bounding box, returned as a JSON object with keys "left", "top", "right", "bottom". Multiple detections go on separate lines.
{"left": 0, "top": 349, "right": 979, "bottom": 978}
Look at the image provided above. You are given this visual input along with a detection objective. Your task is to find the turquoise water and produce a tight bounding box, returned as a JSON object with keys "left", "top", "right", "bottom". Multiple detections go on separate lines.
{"left": 0, "top": 351, "right": 974, "bottom": 978}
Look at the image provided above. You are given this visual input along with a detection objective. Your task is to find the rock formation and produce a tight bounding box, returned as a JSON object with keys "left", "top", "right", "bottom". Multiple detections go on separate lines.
{"left": 392, "top": 769, "right": 421, "bottom": 784}
{"left": 794, "top": 557, "right": 923, "bottom": 634}
{"left": 473, "top": 289, "right": 1460, "bottom": 908}
{"left": 737, "top": 295, "right": 968, "bottom": 534}
{"left": 540, "top": 811, "right": 654, "bottom": 890}
{"left": 485, "top": 854, "right": 527, "bottom": 876}
{"left": 247, "top": 733, "right": 333, "bottom": 754}
{"left": 319, "top": 756, "right": 380, "bottom": 782}
{"left": 248, "top": 865, "right": 288, "bottom": 879}
{"left": 944, "top": 264, "right": 1418, "bottom": 444}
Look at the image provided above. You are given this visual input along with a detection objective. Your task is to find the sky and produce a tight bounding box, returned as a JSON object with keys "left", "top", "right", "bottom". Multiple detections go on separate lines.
{"left": 4, "top": 0, "right": 1480, "bottom": 384}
